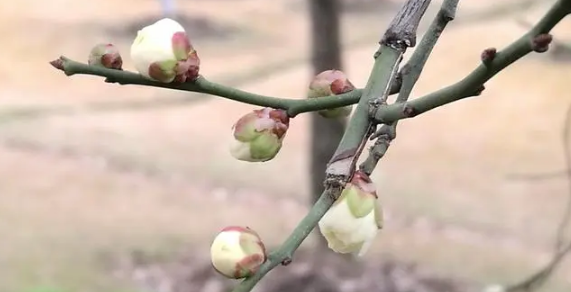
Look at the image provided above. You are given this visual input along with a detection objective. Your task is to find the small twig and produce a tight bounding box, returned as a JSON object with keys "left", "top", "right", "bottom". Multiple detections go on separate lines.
{"left": 504, "top": 104, "right": 571, "bottom": 292}
{"left": 49, "top": 56, "right": 402, "bottom": 118}
{"left": 505, "top": 241, "right": 571, "bottom": 292}
{"left": 494, "top": 63, "right": 571, "bottom": 292}
{"left": 507, "top": 170, "right": 569, "bottom": 181}
{"left": 554, "top": 103, "right": 571, "bottom": 252}
{"left": 374, "top": 0, "right": 571, "bottom": 124}
{"left": 360, "top": 0, "right": 459, "bottom": 175}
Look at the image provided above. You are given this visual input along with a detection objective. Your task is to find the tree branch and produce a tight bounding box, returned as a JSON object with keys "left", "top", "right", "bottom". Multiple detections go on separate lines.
{"left": 231, "top": 1, "right": 431, "bottom": 291}
{"left": 501, "top": 102, "right": 571, "bottom": 292}
{"left": 360, "top": 0, "right": 459, "bottom": 176}
{"left": 374, "top": 0, "right": 571, "bottom": 124}
{"left": 49, "top": 56, "right": 402, "bottom": 117}
{"left": 381, "top": 0, "right": 432, "bottom": 47}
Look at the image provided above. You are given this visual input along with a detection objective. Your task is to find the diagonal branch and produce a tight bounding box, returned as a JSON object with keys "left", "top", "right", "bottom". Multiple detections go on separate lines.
{"left": 360, "top": 0, "right": 459, "bottom": 175}
{"left": 374, "top": 0, "right": 571, "bottom": 124}
{"left": 231, "top": 1, "right": 431, "bottom": 291}
{"left": 502, "top": 102, "right": 571, "bottom": 292}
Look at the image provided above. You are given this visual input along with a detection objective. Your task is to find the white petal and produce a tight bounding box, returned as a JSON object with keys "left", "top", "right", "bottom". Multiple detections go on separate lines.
{"left": 229, "top": 139, "right": 267, "bottom": 162}
{"left": 318, "top": 199, "right": 379, "bottom": 255}
{"left": 210, "top": 231, "right": 247, "bottom": 275}
{"left": 354, "top": 212, "right": 379, "bottom": 256}
{"left": 130, "top": 18, "right": 184, "bottom": 79}
{"left": 253, "top": 116, "right": 276, "bottom": 131}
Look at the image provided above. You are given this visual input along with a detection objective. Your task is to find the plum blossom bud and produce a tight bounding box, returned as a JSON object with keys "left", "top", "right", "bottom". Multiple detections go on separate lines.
{"left": 307, "top": 70, "right": 356, "bottom": 118}
{"left": 210, "top": 226, "right": 267, "bottom": 279}
{"left": 318, "top": 170, "right": 383, "bottom": 256}
{"left": 88, "top": 43, "right": 123, "bottom": 70}
{"left": 130, "top": 18, "right": 200, "bottom": 83}
{"left": 230, "top": 108, "right": 289, "bottom": 162}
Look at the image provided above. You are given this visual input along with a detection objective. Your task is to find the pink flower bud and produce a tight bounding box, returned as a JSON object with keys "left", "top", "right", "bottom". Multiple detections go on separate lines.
{"left": 318, "top": 170, "right": 383, "bottom": 256}
{"left": 307, "top": 70, "right": 356, "bottom": 118}
{"left": 210, "top": 226, "right": 267, "bottom": 279}
{"left": 88, "top": 43, "right": 123, "bottom": 70}
{"left": 130, "top": 18, "right": 200, "bottom": 83}
{"left": 230, "top": 108, "right": 290, "bottom": 162}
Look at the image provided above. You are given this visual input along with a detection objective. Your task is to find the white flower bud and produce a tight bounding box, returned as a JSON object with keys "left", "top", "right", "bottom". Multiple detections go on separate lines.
{"left": 210, "top": 226, "right": 267, "bottom": 279}
{"left": 307, "top": 70, "right": 355, "bottom": 118}
{"left": 318, "top": 170, "right": 383, "bottom": 256}
{"left": 130, "top": 18, "right": 200, "bottom": 83}
{"left": 88, "top": 43, "right": 123, "bottom": 70}
{"left": 230, "top": 108, "right": 290, "bottom": 162}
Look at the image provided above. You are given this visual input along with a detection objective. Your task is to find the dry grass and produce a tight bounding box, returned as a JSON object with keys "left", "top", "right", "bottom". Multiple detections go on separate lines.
{"left": 0, "top": 0, "right": 571, "bottom": 291}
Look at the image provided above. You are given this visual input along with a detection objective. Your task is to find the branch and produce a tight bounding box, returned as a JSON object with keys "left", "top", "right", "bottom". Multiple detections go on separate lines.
{"left": 501, "top": 102, "right": 571, "bottom": 292}
{"left": 505, "top": 241, "right": 571, "bottom": 292}
{"left": 360, "top": 0, "right": 459, "bottom": 175}
{"left": 374, "top": 0, "right": 571, "bottom": 124}
{"left": 231, "top": 1, "right": 431, "bottom": 291}
{"left": 49, "top": 56, "right": 401, "bottom": 117}
{"left": 325, "top": 0, "right": 430, "bottom": 181}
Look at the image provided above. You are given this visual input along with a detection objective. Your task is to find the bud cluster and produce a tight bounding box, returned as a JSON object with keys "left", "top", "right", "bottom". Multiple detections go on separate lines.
{"left": 84, "top": 19, "right": 382, "bottom": 278}
{"left": 86, "top": 18, "right": 200, "bottom": 84}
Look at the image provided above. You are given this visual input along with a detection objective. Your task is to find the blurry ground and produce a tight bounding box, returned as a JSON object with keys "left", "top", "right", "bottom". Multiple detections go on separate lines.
{"left": 0, "top": 0, "right": 571, "bottom": 291}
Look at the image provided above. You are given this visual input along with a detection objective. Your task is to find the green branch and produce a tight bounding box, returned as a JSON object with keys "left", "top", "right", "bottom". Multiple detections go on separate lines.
{"left": 231, "top": 1, "right": 431, "bottom": 291}
{"left": 360, "top": 0, "right": 459, "bottom": 176}
{"left": 49, "top": 56, "right": 399, "bottom": 117}
{"left": 374, "top": 0, "right": 571, "bottom": 124}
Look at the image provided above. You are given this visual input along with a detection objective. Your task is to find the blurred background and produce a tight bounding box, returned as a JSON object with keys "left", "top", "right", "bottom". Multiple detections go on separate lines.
{"left": 1, "top": 0, "right": 571, "bottom": 291}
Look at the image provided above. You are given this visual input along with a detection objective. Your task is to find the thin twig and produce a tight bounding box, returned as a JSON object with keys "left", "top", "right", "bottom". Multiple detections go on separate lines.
{"left": 555, "top": 103, "right": 571, "bottom": 251}
{"left": 360, "top": 0, "right": 459, "bottom": 175}
{"left": 503, "top": 103, "right": 571, "bottom": 292}
{"left": 49, "top": 56, "right": 402, "bottom": 117}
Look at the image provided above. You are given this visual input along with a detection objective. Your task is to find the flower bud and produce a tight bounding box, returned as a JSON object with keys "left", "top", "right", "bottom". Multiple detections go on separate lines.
{"left": 307, "top": 70, "right": 355, "bottom": 118}
{"left": 318, "top": 170, "right": 383, "bottom": 256}
{"left": 230, "top": 108, "right": 289, "bottom": 162}
{"left": 130, "top": 18, "right": 200, "bottom": 83}
{"left": 88, "top": 43, "right": 123, "bottom": 70}
{"left": 210, "top": 226, "right": 267, "bottom": 279}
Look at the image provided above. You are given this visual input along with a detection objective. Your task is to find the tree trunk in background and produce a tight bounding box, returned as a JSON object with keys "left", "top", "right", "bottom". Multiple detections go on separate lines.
{"left": 308, "top": 0, "right": 345, "bottom": 248}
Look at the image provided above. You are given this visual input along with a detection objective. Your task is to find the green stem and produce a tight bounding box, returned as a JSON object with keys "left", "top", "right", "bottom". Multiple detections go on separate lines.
{"left": 360, "top": 0, "right": 459, "bottom": 175}
{"left": 231, "top": 44, "right": 406, "bottom": 292}
{"left": 375, "top": 0, "right": 571, "bottom": 124}
{"left": 230, "top": 191, "right": 335, "bottom": 292}
{"left": 50, "top": 56, "right": 367, "bottom": 117}
{"left": 325, "top": 45, "right": 403, "bottom": 179}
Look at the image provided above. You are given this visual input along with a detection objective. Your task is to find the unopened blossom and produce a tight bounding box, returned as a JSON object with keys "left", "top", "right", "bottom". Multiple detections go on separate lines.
{"left": 130, "top": 18, "right": 200, "bottom": 83}
{"left": 88, "top": 43, "right": 123, "bottom": 70}
{"left": 230, "top": 108, "right": 289, "bottom": 162}
{"left": 318, "top": 170, "right": 383, "bottom": 256}
{"left": 210, "top": 226, "right": 267, "bottom": 279}
{"left": 307, "top": 69, "right": 356, "bottom": 118}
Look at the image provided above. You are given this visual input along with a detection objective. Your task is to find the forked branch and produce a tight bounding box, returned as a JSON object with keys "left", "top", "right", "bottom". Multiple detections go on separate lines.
{"left": 44, "top": 0, "right": 571, "bottom": 291}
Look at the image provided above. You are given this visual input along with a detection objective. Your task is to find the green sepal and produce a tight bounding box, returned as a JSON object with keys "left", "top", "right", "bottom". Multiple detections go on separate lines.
{"left": 345, "top": 185, "right": 375, "bottom": 218}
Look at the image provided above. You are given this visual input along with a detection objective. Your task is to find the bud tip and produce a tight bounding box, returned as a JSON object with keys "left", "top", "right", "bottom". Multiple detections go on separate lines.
{"left": 49, "top": 58, "right": 64, "bottom": 70}
{"left": 532, "top": 34, "right": 553, "bottom": 53}
{"left": 480, "top": 47, "right": 497, "bottom": 65}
